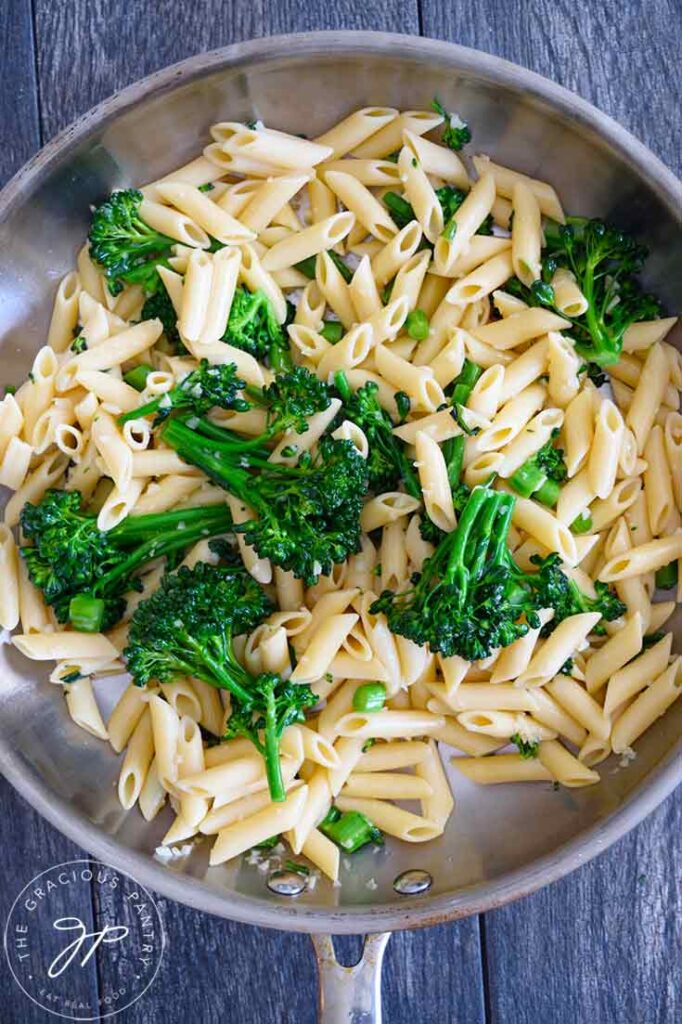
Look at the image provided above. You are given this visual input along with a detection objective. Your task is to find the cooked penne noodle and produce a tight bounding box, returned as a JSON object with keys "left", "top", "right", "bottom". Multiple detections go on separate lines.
{"left": 599, "top": 534, "right": 682, "bottom": 581}
{"left": 261, "top": 212, "right": 355, "bottom": 272}
{"left": 603, "top": 632, "right": 672, "bottom": 717}
{"left": 452, "top": 754, "right": 552, "bottom": 784}
{"left": 65, "top": 677, "right": 108, "bottom": 741}
{"left": 335, "top": 709, "right": 446, "bottom": 739}
{"left": 335, "top": 795, "right": 442, "bottom": 842}
{"left": 434, "top": 173, "right": 495, "bottom": 272}
{"left": 610, "top": 659, "right": 681, "bottom": 754}
{"left": 537, "top": 739, "right": 599, "bottom": 787}
{"left": 472, "top": 155, "right": 565, "bottom": 221}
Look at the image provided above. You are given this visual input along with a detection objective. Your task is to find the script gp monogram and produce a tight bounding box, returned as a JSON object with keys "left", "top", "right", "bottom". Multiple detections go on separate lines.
{"left": 4, "top": 860, "right": 164, "bottom": 1020}
{"left": 47, "top": 917, "right": 130, "bottom": 978}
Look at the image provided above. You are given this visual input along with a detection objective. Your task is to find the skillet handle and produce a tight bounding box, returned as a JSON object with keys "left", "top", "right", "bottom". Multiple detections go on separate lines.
{"left": 311, "top": 932, "right": 391, "bottom": 1024}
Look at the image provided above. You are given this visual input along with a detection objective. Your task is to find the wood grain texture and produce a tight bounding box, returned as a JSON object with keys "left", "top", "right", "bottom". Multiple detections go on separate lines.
{"left": 421, "top": 0, "right": 682, "bottom": 175}
{"left": 483, "top": 789, "right": 682, "bottom": 1024}
{"left": 0, "top": 783, "right": 100, "bottom": 1023}
{"left": 0, "top": 0, "right": 40, "bottom": 181}
{"left": 32, "top": 0, "right": 419, "bottom": 138}
{"left": 92, "top": 880, "right": 319, "bottom": 1024}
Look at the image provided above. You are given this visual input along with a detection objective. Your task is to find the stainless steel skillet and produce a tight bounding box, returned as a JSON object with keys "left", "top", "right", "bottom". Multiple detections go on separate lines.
{"left": 0, "top": 31, "right": 680, "bottom": 1022}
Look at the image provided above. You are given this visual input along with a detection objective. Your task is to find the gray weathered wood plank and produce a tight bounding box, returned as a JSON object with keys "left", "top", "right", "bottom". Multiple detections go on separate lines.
{"left": 32, "top": 1, "right": 420, "bottom": 139}
{"left": 0, "top": 0, "right": 41, "bottom": 181}
{"left": 483, "top": 789, "right": 682, "bottom": 1024}
{"left": 420, "top": 0, "right": 682, "bottom": 175}
{"left": 0, "top": 782, "right": 101, "bottom": 1023}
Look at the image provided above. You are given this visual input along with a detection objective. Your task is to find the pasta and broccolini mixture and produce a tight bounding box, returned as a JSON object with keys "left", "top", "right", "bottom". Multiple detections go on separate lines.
{"left": 1, "top": 101, "right": 681, "bottom": 882}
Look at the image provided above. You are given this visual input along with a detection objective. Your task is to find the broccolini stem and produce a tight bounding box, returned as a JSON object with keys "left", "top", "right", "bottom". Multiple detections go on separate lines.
{"left": 69, "top": 593, "right": 106, "bottom": 633}
{"left": 263, "top": 687, "right": 286, "bottom": 803}
{"left": 93, "top": 513, "right": 233, "bottom": 597}
{"left": 443, "top": 435, "right": 465, "bottom": 488}
{"left": 467, "top": 491, "right": 507, "bottom": 579}
{"left": 334, "top": 370, "right": 352, "bottom": 403}
{"left": 160, "top": 418, "right": 253, "bottom": 498}
{"left": 442, "top": 486, "right": 490, "bottom": 585}
{"left": 118, "top": 395, "right": 165, "bottom": 424}
{"left": 123, "top": 364, "right": 153, "bottom": 392}
{"left": 509, "top": 460, "right": 547, "bottom": 499}
{"left": 487, "top": 495, "right": 516, "bottom": 566}
{"left": 269, "top": 340, "right": 293, "bottom": 374}
{"left": 451, "top": 359, "right": 482, "bottom": 406}
{"left": 186, "top": 637, "right": 253, "bottom": 705}
{"left": 534, "top": 478, "right": 561, "bottom": 507}
{"left": 188, "top": 415, "right": 272, "bottom": 453}
{"left": 110, "top": 505, "right": 232, "bottom": 545}
{"left": 571, "top": 512, "right": 593, "bottom": 534}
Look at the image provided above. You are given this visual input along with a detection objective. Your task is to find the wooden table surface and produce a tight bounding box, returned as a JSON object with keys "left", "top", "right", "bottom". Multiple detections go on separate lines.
{"left": 1, "top": 2, "right": 680, "bottom": 1022}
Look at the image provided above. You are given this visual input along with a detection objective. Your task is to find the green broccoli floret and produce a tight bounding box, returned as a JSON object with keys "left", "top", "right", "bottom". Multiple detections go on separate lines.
{"left": 509, "top": 436, "right": 568, "bottom": 507}
{"left": 88, "top": 189, "right": 175, "bottom": 296}
{"left": 169, "top": 366, "right": 331, "bottom": 460}
{"left": 431, "top": 98, "right": 472, "bottom": 151}
{"left": 161, "top": 410, "right": 368, "bottom": 584}
{"left": 373, "top": 487, "right": 620, "bottom": 660}
{"left": 252, "top": 366, "right": 332, "bottom": 438}
{"left": 372, "top": 488, "right": 540, "bottom": 659}
{"left": 532, "top": 553, "right": 626, "bottom": 636}
{"left": 118, "top": 360, "right": 248, "bottom": 425}
{"left": 334, "top": 371, "right": 419, "bottom": 497}
{"left": 124, "top": 563, "right": 315, "bottom": 801}
{"left": 140, "top": 284, "right": 183, "bottom": 351}
{"left": 511, "top": 734, "right": 539, "bottom": 759}
{"left": 20, "top": 490, "right": 233, "bottom": 631}
{"left": 223, "top": 286, "right": 292, "bottom": 371}
{"left": 506, "top": 217, "right": 661, "bottom": 366}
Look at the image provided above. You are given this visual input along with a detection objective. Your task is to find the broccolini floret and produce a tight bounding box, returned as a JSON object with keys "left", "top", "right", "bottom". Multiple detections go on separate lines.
{"left": 223, "top": 286, "right": 292, "bottom": 371}
{"left": 89, "top": 189, "right": 175, "bottom": 296}
{"left": 531, "top": 553, "right": 626, "bottom": 636}
{"left": 372, "top": 487, "right": 623, "bottom": 660}
{"left": 506, "top": 217, "right": 661, "bottom": 365}
{"left": 372, "top": 488, "right": 539, "bottom": 659}
{"left": 161, "top": 412, "right": 368, "bottom": 584}
{"left": 20, "top": 490, "right": 234, "bottom": 631}
{"left": 334, "top": 371, "right": 420, "bottom": 497}
{"left": 511, "top": 734, "right": 540, "bottom": 759}
{"left": 124, "top": 563, "right": 315, "bottom": 801}
{"left": 163, "top": 366, "right": 331, "bottom": 460}
{"left": 118, "top": 360, "right": 248, "bottom": 425}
